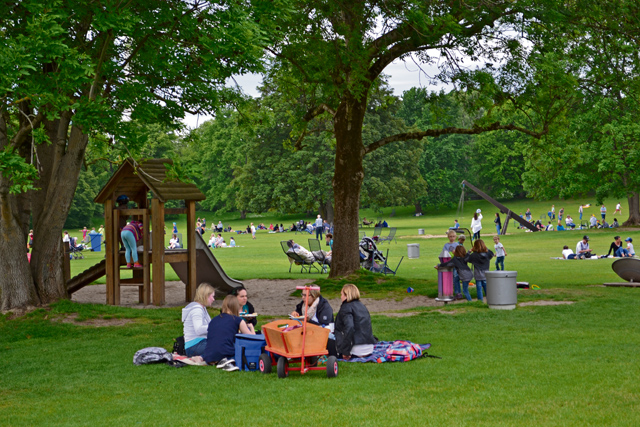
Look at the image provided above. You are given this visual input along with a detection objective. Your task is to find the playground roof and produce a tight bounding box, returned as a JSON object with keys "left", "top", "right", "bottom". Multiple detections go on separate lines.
{"left": 94, "top": 158, "right": 205, "bottom": 204}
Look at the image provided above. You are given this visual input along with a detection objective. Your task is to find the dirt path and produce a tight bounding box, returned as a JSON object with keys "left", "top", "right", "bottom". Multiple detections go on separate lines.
{"left": 71, "top": 279, "right": 453, "bottom": 315}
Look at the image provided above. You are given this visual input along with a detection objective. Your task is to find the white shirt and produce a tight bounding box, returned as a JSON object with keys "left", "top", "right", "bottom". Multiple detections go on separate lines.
{"left": 251, "top": 225, "right": 256, "bottom": 233}
{"left": 577, "top": 241, "right": 589, "bottom": 254}
{"left": 627, "top": 242, "right": 635, "bottom": 255}
{"left": 62, "top": 234, "right": 70, "bottom": 243}
{"left": 562, "top": 249, "right": 574, "bottom": 259}
{"left": 494, "top": 242, "right": 505, "bottom": 257}
{"left": 470, "top": 214, "right": 483, "bottom": 233}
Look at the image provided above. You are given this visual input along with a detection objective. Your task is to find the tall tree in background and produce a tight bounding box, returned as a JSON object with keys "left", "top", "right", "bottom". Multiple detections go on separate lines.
{"left": 258, "top": 0, "right": 569, "bottom": 276}
{"left": 0, "top": 0, "right": 265, "bottom": 310}
{"left": 522, "top": 0, "right": 640, "bottom": 224}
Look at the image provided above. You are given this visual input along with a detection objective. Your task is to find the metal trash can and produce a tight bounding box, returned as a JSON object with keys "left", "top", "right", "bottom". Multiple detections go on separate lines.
{"left": 485, "top": 271, "right": 518, "bottom": 310}
{"left": 407, "top": 243, "right": 420, "bottom": 259}
{"left": 89, "top": 232, "right": 102, "bottom": 252}
{"left": 418, "top": 229, "right": 425, "bottom": 235}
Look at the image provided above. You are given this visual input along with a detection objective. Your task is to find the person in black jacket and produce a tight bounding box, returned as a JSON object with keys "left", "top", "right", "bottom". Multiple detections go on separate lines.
{"left": 291, "top": 288, "right": 334, "bottom": 326}
{"left": 334, "top": 284, "right": 377, "bottom": 359}
{"left": 232, "top": 286, "right": 257, "bottom": 327}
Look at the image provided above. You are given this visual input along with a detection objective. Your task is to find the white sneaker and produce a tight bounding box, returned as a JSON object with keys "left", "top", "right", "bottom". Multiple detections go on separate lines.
{"left": 216, "top": 358, "right": 235, "bottom": 369}
{"left": 222, "top": 363, "right": 240, "bottom": 372}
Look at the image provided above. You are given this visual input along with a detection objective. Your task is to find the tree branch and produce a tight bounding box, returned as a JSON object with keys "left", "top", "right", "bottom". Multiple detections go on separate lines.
{"left": 365, "top": 122, "right": 549, "bottom": 154}
{"left": 302, "top": 103, "right": 337, "bottom": 121}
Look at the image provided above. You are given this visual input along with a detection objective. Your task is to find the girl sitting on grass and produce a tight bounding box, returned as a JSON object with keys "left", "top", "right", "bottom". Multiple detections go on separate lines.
{"left": 468, "top": 239, "right": 494, "bottom": 302}
{"left": 436, "top": 245, "right": 473, "bottom": 301}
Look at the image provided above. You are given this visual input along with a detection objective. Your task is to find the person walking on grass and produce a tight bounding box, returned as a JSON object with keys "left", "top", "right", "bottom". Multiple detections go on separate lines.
{"left": 578, "top": 204, "right": 583, "bottom": 221}
{"left": 468, "top": 239, "right": 494, "bottom": 301}
{"left": 250, "top": 223, "right": 256, "bottom": 240}
{"left": 493, "top": 236, "right": 507, "bottom": 270}
{"left": 470, "top": 209, "right": 483, "bottom": 240}
{"left": 615, "top": 203, "right": 622, "bottom": 215}
{"left": 315, "top": 214, "right": 323, "bottom": 239}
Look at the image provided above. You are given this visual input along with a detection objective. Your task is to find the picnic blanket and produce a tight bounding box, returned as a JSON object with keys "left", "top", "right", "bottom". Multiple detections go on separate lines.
{"left": 340, "top": 340, "right": 431, "bottom": 363}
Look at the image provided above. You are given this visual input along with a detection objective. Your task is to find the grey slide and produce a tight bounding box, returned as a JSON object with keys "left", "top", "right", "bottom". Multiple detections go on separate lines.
{"left": 169, "top": 232, "right": 243, "bottom": 295}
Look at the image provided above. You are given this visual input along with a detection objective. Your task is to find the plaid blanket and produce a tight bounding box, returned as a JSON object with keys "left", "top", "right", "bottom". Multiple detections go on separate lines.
{"left": 340, "top": 340, "right": 431, "bottom": 363}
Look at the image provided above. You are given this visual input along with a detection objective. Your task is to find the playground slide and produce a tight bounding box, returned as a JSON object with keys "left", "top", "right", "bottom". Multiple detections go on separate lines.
{"left": 169, "top": 232, "right": 243, "bottom": 295}
{"left": 67, "top": 259, "right": 106, "bottom": 295}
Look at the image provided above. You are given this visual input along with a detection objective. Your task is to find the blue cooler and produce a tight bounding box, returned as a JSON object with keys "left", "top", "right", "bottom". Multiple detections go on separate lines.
{"left": 234, "top": 333, "right": 266, "bottom": 371}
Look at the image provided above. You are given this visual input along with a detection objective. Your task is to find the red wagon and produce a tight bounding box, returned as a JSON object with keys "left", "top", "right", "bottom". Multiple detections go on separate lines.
{"left": 259, "top": 286, "right": 338, "bottom": 378}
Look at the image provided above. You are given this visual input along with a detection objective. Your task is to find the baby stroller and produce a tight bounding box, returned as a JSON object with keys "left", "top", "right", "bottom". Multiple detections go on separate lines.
{"left": 69, "top": 237, "right": 85, "bottom": 260}
{"left": 359, "top": 236, "right": 403, "bottom": 275}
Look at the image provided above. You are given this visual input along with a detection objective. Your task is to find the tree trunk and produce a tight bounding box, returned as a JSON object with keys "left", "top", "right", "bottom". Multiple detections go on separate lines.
{"left": 0, "top": 191, "right": 39, "bottom": 310}
{"left": 240, "top": 210, "right": 246, "bottom": 220}
{"left": 415, "top": 202, "right": 423, "bottom": 215}
{"left": 623, "top": 192, "right": 640, "bottom": 226}
{"left": 324, "top": 200, "right": 334, "bottom": 224}
{"left": 30, "top": 124, "right": 89, "bottom": 303}
{"left": 329, "top": 95, "right": 367, "bottom": 278}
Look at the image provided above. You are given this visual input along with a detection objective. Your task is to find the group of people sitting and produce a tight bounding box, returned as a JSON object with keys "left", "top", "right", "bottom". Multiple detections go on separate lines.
{"left": 208, "top": 233, "right": 236, "bottom": 248}
{"left": 561, "top": 235, "right": 635, "bottom": 259}
{"left": 181, "top": 282, "right": 376, "bottom": 371}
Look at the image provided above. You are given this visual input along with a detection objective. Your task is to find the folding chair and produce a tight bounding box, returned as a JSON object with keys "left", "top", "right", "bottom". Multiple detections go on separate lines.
{"left": 280, "top": 241, "right": 319, "bottom": 273}
{"left": 377, "top": 227, "right": 397, "bottom": 244}
{"left": 308, "top": 239, "right": 330, "bottom": 273}
{"left": 372, "top": 226, "right": 383, "bottom": 240}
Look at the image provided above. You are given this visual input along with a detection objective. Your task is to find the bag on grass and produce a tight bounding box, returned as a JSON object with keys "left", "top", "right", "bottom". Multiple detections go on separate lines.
{"left": 133, "top": 347, "right": 173, "bottom": 365}
{"left": 173, "top": 336, "right": 186, "bottom": 356}
{"left": 234, "top": 334, "right": 267, "bottom": 371}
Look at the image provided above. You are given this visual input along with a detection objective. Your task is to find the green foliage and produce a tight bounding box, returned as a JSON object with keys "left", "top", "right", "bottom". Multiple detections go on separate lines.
{"left": 0, "top": 148, "right": 38, "bottom": 194}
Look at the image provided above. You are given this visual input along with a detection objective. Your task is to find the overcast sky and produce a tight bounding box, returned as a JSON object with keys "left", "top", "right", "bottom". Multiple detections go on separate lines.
{"left": 182, "top": 57, "right": 450, "bottom": 128}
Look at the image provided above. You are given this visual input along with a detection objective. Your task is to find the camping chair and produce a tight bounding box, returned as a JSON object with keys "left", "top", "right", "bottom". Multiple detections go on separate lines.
{"left": 280, "top": 241, "right": 319, "bottom": 273}
{"left": 69, "top": 237, "right": 85, "bottom": 260}
{"left": 308, "top": 239, "right": 330, "bottom": 273}
{"left": 359, "top": 230, "right": 366, "bottom": 240}
{"left": 377, "top": 227, "right": 397, "bottom": 244}
{"left": 376, "top": 249, "right": 403, "bottom": 275}
{"left": 372, "top": 226, "right": 383, "bottom": 241}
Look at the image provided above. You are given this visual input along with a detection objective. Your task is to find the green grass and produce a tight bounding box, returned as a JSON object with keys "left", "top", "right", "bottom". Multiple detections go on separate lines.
{"left": 5, "top": 196, "right": 639, "bottom": 425}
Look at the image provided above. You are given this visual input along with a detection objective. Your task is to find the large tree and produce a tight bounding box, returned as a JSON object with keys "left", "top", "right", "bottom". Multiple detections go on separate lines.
{"left": 0, "top": 0, "right": 265, "bottom": 310}
{"left": 258, "top": 0, "right": 570, "bottom": 276}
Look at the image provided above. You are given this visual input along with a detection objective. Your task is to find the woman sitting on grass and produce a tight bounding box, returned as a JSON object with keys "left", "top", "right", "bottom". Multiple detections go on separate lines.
{"left": 202, "top": 295, "right": 254, "bottom": 371}
{"left": 291, "top": 288, "right": 334, "bottom": 326}
{"left": 334, "top": 284, "right": 377, "bottom": 360}
{"left": 233, "top": 286, "right": 257, "bottom": 328}
{"left": 182, "top": 283, "right": 215, "bottom": 357}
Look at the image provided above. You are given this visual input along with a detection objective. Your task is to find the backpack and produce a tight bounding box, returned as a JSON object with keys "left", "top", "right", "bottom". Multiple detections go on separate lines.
{"left": 133, "top": 347, "right": 173, "bottom": 365}
{"left": 173, "top": 336, "right": 186, "bottom": 356}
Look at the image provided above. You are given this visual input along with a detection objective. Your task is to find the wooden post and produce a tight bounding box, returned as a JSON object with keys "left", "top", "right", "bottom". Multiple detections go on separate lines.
{"left": 113, "top": 207, "right": 121, "bottom": 306}
{"left": 502, "top": 212, "right": 511, "bottom": 235}
{"left": 105, "top": 199, "right": 115, "bottom": 305}
{"left": 142, "top": 207, "right": 150, "bottom": 305}
{"left": 62, "top": 241, "right": 71, "bottom": 285}
{"left": 152, "top": 198, "right": 165, "bottom": 305}
{"left": 186, "top": 200, "right": 196, "bottom": 302}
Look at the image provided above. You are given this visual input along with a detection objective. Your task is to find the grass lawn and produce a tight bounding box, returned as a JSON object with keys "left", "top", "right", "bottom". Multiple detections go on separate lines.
{"left": 3, "top": 196, "right": 639, "bottom": 425}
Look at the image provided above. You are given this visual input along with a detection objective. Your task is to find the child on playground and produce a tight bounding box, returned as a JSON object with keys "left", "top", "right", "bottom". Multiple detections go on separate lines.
{"left": 468, "top": 239, "right": 494, "bottom": 301}
{"left": 493, "top": 236, "right": 507, "bottom": 270}
{"left": 436, "top": 245, "right": 473, "bottom": 301}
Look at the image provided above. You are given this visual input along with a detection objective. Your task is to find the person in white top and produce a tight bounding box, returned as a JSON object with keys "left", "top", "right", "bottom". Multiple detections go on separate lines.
{"left": 625, "top": 237, "right": 635, "bottom": 256}
{"left": 315, "top": 214, "right": 323, "bottom": 239}
{"left": 182, "top": 283, "right": 215, "bottom": 357}
{"left": 493, "top": 236, "right": 507, "bottom": 270}
{"left": 615, "top": 203, "right": 622, "bottom": 215}
{"left": 576, "top": 235, "right": 592, "bottom": 259}
{"left": 62, "top": 231, "right": 70, "bottom": 243}
{"left": 562, "top": 245, "right": 575, "bottom": 259}
{"left": 250, "top": 223, "right": 256, "bottom": 240}
{"left": 470, "top": 209, "right": 483, "bottom": 240}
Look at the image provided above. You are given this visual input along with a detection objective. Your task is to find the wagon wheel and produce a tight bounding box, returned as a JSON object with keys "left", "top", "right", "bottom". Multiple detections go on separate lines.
{"left": 259, "top": 353, "right": 272, "bottom": 374}
{"left": 326, "top": 356, "right": 338, "bottom": 378}
{"left": 277, "top": 357, "right": 289, "bottom": 378}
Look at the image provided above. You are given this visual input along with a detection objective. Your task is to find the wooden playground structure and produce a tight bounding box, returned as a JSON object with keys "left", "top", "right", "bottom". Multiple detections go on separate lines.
{"left": 89, "top": 158, "right": 205, "bottom": 305}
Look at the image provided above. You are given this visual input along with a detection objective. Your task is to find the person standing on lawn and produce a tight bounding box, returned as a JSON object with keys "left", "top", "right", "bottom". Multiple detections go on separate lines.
{"left": 470, "top": 209, "right": 483, "bottom": 240}
{"left": 615, "top": 203, "right": 622, "bottom": 215}
{"left": 494, "top": 213, "right": 501, "bottom": 235}
{"left": 315, "top": 214, "right": 323, "bottom": 239}
{"left": 600, "top": 204, "right": 607, "bottom": 220}
{"left": 437, "top": 245, "right": 473, "bottom": 301}
{"left": 493, "top": 236, "right": 507, "bottom": 270}
{"left": 467, "top": 239, "right": 494, "bottom": 301}
{"left": 250, "top": 223, "right": 256, "bottom": 240}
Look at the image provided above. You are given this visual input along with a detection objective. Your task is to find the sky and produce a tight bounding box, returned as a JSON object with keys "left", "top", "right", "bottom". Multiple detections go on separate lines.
{"left": 182, "top": 57, "right": 450, "bottom": 129}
